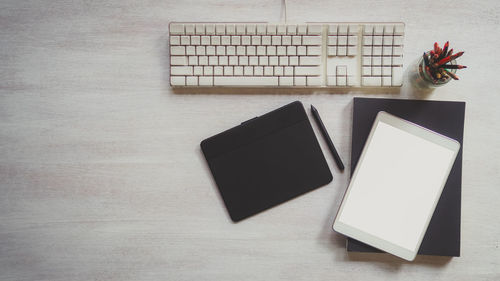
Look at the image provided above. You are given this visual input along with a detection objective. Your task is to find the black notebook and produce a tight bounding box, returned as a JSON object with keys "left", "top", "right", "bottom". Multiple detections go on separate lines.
{"left": 201, "top": 101, "right": 332, "bottom": 222}
{"left": 347, "top": 97, "right": 465, "bottom": 256}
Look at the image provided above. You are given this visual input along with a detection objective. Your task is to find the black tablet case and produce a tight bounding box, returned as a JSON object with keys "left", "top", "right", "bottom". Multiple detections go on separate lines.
{"left": 347, "top": 97, "right": 465, "bottom": 256}
{"left": 201, "top": 101, "right": 332, "bottom": 222}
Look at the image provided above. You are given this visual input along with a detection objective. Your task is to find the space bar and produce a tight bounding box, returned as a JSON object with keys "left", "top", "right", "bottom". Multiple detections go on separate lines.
{"left": 214, "top": 77, "right": 279, "bottom": 86}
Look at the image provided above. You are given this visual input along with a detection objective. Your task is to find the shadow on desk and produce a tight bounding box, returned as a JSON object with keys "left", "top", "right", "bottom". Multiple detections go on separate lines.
{"left": 171, "top": 86, "right": 402, "bottom": 96}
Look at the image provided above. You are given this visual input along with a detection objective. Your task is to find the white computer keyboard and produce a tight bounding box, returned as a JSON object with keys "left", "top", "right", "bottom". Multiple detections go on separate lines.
{"left": 169, "top": 22, "right": 404, "bottom": 87}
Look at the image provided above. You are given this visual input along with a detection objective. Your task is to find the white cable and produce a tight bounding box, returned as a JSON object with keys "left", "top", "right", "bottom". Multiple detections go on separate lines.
{"left": 281, "top": 0, "right": 288, "bottom": 23}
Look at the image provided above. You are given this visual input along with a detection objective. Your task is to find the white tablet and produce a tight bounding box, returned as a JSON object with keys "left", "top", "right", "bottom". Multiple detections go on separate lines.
{"left": 333, "top": 111, "right": 460, "bottom": 261}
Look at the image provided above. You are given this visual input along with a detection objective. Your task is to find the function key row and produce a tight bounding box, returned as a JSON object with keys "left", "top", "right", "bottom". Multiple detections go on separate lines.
{"left": 170, "top": 23, "right": 323, "bottom": 36}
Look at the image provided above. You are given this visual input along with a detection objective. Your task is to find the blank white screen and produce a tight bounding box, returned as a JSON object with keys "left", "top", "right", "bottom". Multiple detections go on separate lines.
{"left": 338, "top": 121, "right": 455, "bottom": 251}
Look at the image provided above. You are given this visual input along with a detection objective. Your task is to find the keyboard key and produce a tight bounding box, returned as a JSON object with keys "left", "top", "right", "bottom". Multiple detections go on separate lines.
{"left": 279, "top": 56, "right": 288, "bottom": 66}
{"left": 244, "top": 66, "right": 253, "bottom": 76}
{"left": 362, "top": 36, "right": 372, "bottom": 45}
{"left": 224, "top": 66, "right": 233, "bottom": 76}
{"left": 277, "top": 25, "right": 286, "bottom": 35}
{"left": 308, "top": 46, "right": 321, "bottom": 55}
{"left": 295, "top": 66, "right": 321, "bottom": 76}
{"left": 256, "top": 24, "right": 266, "bottom": 35}
{"left": 185, "top": 24, "right": 195, "bottom": 35}
{"left": 269, "top": 56, "right": 279, "bottom": 66}
{"left": 257, "top": 46, "right": 266, "bottom": 55}
{"left": 363, "top": 25, "right": 373, "bottom": 35}
{"left": 267, "top": 24, "right": 277, "bottom": 35}
{"left": 249, "top": 56, "right": 259, "bottom": 65}
{"left": 284, "top": 66, "right": 294, "bottom": 76}
{"left": 191, "top": 36, "right": 200, "bottom": 45}
{"left": 383, "top": 35, "right": 393, "bottom": 46}
{"left": 216, "top": 24, "right": 225, "bottom": 35}
{"left": 300, "top": 56, "right": 321, "bottom": 66}
{"left": 239, "top": 56, "right": 249, "bottom": 66}
{"left": 393, "top": 36, "right": 404, "bottom": 45}
{"left": 328, "top": 24, "right": 338, "bottom": 35}
{"left": 171, "top": 76, "right": 185, "bottom": 85}
{"left": 392, "top": 56, "right": 403, "bottom": 65}
{"left": 209, "top": 56, "right": 218, "bottom": 65}
{"left": 308, "top": 25, "right": 322, "bottom": 35}
{"left": 214, "top": 76, "right": 278, "bottom": 86}
{"left": 297, "top": 25, "right": 307, "bottom": 35}
{"left": 195, "top": 24, "right": 205, "bottom": 35}
{"left": 231, "top": 36, "right": 241, "bottom": 45}
{"left": 186, "top": 76, "right": 198, "bottom": 86}
{"left": 272, "top": 36, "right": 281, "bottom": 45}
{"left": 252, "top": 36, "right": 261, "bottom": 45}
{"left": 259, "top": 56, "right": 268, "bottom": 65}
{"left": 211, "top": 36, "right": 220, "bottom": 45}
{"left": 247, "top": 46, "right": 256, "bottom": 55}
{"left": 246, "top": 24, "right": 256, "bottom": 35}
{"left": 236, "top": 46, "right": 246, "bottom": 55}
{"left": 289, "top": 56, "right": 299, "bottom": 66}
{"left": 337, "top": 76, "right": 347, "bottom": 86}
{"left": 338, "top": 36, "right": 347, "bottom": 45}
{"left": 292, "top": 36, "right": 302, "bottom": 45}
{"left": 287, "top": 46, "right": 297, "bottom": 55}
{"left": 337, "top": 46, "right": 347, "bottom": 56}
{"left": 221, "top": 36, "right": 231, "bottom": 45}
{"left": 384, "top": 25, "right": 394, "bottom": 35}
{"left": 206, "top": 46, "right": 215, "bottom": 55}
{"left": 277, "top": 46, "right": 286, "bottom": 56}
{"left": 295, "top": 77, "right": 306, "bottom": 86}
{"left": 193, "top": 66, "right": 203, "bottom": 75}
{"left": 297, "top": 46, "right": 307, "bottom": 55}
{"left": 374, "top": 25, "right": 384, "bottom": 35}
{"left": 328, "top": 36, "right": 337, "bottom": 45}
{"left": 170, "top": 36, "right": 180, "bottom": 45}
{"left": 282, "top": 36, "right": 292, "bottom": 45}
{"left": 348, "top": 36, "right": 358, "bottom": 46}
{"left": 204, "top": 66, "right": 213, "bottom": 75}
{"left": 337, "top": 66, "right": 347, "bottom": 76}
{"left": 242, "top": 36, "right": 251, "bottom": 45}
{"left": 171, "top": 56, "right": 188, "bottom": 65}
{"left": 392, "top": 66, "right": 403, "bottom": 86}
{"left": 171, "top": 66, "right": 192, "bottom": 75}
{"left": 186, "top": 46, "right": 195, "bottom": 55}
{"left": 382, "top": 76, "right": 392, "bottom": 86}
{"left": 229, "top": 56, "right": 238, "bottom": 65}
{"left": 216, "top": 46, "right": 225, "bottom": 55}
{"left": 362, "top": 77, "right": 381, "bottom": 86}
{"left": 274, "top": 66, "right": 284, "bottom": 76}
{"left": 226, "top": 46, "right": 235, "bottom": 55}
{"left": 307, "top": 77, "right": 322, "bottom": 86}
{"left": 302, "top": 36, "right": 321, "bottom": 45}
{"left": 206, "top": 24, "right": 215, "bottom": 35}
{"left": 347, "top": 46, "right": 357, "bottom": 56}
{"left": 235, "top": 24, "right": 245, "bottom": 35}
{"left": 264, "top": 66, "right": 273, "bottom": 76}
{"left": 199, "top": 56, "right": 208, "bottom": 65}
{"left": 188, "top": 56, "right": 198, "bottom": 65}
{"left": 226, "top": 24, "right": 235, "bottom": 35}
{"left": 338, "top": 25, "right": 348, "bottom": 35}
{"left": 348, "top": 25, "right": 359, "bottom": 35}
{"left": 287, "top": 25, "right": 297, "bottom": 35}
{"left": 262, "top": 36, "right": 271, "bottom": 45}
{"left": 170, "top": 24, "right": 184, "bottom": 35}
{"left": 201, "top": 36, "right": 211, "bottom": 45}
{"left": 393, "top": 46, "right": 403, "bottom": 56}
{"left": 280, "top": 77, "right": 294, "bottom": 85}
{"left": 219, "top": 56, "right": 228, "bottom": 65}
{"left": 267, "top": 46, "right": 276, "bottom": 56}
{"left": 234, "top": 66, "right": 243, "bottom": 75}
{"left": 199, "top": 76, "right": 213, "bottom": 86}
{"left": 171, "top": 46, "right": 185, "bottom": 55}
{"left": 254, "top": 66, "right": 263, "bottom": 75}
{"left": 394, "top": 24, "right": 404, "bottom": 35}
{"left": 328, "top": 46, "right": 336, "bottom": 56}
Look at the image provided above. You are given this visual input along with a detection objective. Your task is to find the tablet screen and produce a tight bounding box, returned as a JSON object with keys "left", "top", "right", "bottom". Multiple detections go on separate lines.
{"left": 337, "top": 118, "right": 457, "bottom": 253}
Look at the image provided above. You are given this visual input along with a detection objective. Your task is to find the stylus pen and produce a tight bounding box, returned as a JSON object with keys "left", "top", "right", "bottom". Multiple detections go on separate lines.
{"left": 310, "top": 105, "right": 345, "bottom": 171}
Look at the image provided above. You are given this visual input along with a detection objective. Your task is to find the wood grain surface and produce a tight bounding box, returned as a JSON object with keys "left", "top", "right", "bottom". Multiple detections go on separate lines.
{"left": 1, "top": 1, "right": 499, "bottom": 280}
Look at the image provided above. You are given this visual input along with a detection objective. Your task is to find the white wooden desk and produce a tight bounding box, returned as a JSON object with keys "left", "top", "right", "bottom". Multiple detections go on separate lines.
{"left": 1, "top": 1, "right": 499, "bottom": 280}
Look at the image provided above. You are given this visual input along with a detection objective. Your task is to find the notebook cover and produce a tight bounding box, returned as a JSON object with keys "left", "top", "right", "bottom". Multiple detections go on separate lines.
{"left": 201, "top": 101, "right": 332, "bottom": 222}
{"left": 347, "top": 97, "right": 465, "bottom": 257}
